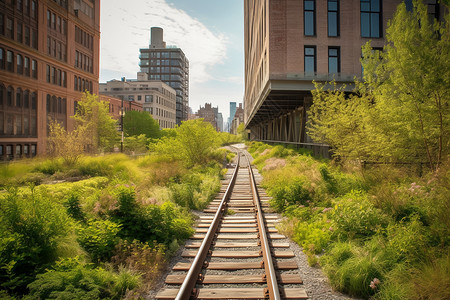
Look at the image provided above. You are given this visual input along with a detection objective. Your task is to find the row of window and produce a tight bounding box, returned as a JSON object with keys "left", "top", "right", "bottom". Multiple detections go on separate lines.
{"left": 0, "top": 85, "right": 37, "bottom": 110}
{"left": 51, "top": 0, "right": 68, "bottom": 9}
{"left": 75, "top": 26, "right": 94, "bottom": 50}
{"left": 0, "top": 144, "right": 37, "bottom": 160}
{"left": 46, "top": 65, "right": 67, "bottom": 87}
{"left": 303, "top": 0, "right": 381, "bottom": 38}
{"left": 75, "top": 50, "right": 93, "bottom": 73}
{"left": 1, "top": 0, "right": 38, "bottom": 19}
{"left": 47, "top": 36, "right": 67, "bottom": 62}
{"left": 46, "top": 94, "right": 67, "bottom": 115}
{"left": 146, "top": 66, "right": 183, "bottom": 74}
{"left": 304, "top": 46, "right": 341, "bottom": 74}
{"left": 74, "top": 75, "right": 93, "bottom": 93}
{"left": 74, "top": 0, "right": 95, "bottom": 19}
{"left": 47, "top": 10, "right": 67, "bottom": 35}
{"left": 140, "top": 51, "right": 182, "bottom": 59}
{"left": 0, "top": 13, "right": 38, "bottom": 49}
{"left": 0, "top": 47, "right": 38, "bottom": 79}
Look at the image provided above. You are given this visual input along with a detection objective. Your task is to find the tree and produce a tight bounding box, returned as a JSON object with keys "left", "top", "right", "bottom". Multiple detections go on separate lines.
{"left": 47, "top": 119, "right": 87, "bottom": 166}
{"left": 72, "top": 92, "right": 119, "bottom": 153}
{"left": 152, "top": 119, "right": 219, "bottom": 167}
{"left": 308, "top": 1, "right": 449, "bottom": 170}
{"left": 123, "top": 110, "right": 160, "bottom": 139}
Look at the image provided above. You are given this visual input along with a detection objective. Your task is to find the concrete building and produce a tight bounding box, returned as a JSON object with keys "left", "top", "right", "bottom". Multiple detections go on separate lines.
{"left": 99, "top": 94, "right": 142, "bottom": 122}
{"left": 0, "top": 0, "right": 100, "bottom": 159}
{"left": 100, "top": 73, "right": 176, "bottom": 129}
{"left": 243, "top": 0, "right": 444, "bottom": 147}
{"left": 139, "top": 27, "right": 189, "bottom": 126}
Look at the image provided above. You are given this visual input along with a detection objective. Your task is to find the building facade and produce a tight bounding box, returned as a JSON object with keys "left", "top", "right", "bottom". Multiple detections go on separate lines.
{"left": 230, "top": 103, "right": 244, "bottom": 135}
{"left": 243, "top": 0, "right": 443, "bottom": 145}
{"left": 196, "top": 103, "right": 223, "bottom": 132}
{"left": 227, "top": 101, "right": 236, "bottom": 132}
{"left": 100, "top": 73, "right": 177, "bottom": 129}
{"left": 139, "top": 27, "right": 189, "bottom": 126}
{"left": 0, "top": 0, "right": 100, "bottom": 160}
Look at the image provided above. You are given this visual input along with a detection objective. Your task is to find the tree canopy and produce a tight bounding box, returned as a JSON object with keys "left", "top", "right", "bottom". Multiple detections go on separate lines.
{"left": 123, "top": 110, "right": 160, "bottom": 139}
{"left": 307, "top": 0, "right": 449, "bottom": 170}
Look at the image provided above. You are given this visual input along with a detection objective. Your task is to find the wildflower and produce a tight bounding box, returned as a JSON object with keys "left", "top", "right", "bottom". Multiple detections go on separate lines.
{"left": 322, "top": 207, "right": 332, "bottom": 213}
{"left": 370, "top": 278, "right": 381, "bottom": 289}
{"left": 329, "top": 226, "right": 334, "bottom": 231}
{"left": 370, "top": 281, "right": 377, "bottom": 289}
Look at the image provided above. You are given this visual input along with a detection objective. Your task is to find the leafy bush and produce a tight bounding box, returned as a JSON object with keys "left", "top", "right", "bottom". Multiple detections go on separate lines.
{"left": 266, "top": 176, "right": 312, "bottom": 212}
{"left": 292, "top": 220, "right": 331, "bottom": 254}
{"left": 25, "top": 262, "right": 139, "bottom": 300}
{"left": 64, "top": 192, "right": 86, "bottom": 222}
{"left": 0, "top": 187, "right": 78, "bottom": 293}
{"left": 330, "top": 191, "right": 387, "bottom": 239}
{"left": 77, "top": 219, "right": 121, "bottom": 262}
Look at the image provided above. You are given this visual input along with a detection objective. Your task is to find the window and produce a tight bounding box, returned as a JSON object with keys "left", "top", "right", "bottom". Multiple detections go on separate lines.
{"left": 24, "top": 26, "right": 30, "bottom": 46}
{"left": 24, "top": 57, "right": 29, "bottom": 76}
{"left": 32, "top": 29, "right": 37, "bottom": 49}
{"left": 17, "top": 22, "right": 22, "bottom": 43}
{"left": 16, "top": 88, "right": 22, "bottom": 107}
{"left": 0, "top": 48, "right": 4, "bottom": 69}
{"left": 46, "top": 65, "right": 50, "bottom": 82}
{"left": 328, "top": 0, "right": 339, "bottom": 37}
{"left": 31, "top": 59, "right": 37, "bottom": 78}
{"left": 145, "top": 95, "right": 153, "bottom": 103}
{"left": 427, "top": 0, "right": 439, "bottom": 21}
{"left": 7, "top": 17, "right": 14, "bottom": 40}
{"left": 24, "top": 90, "right": 29, "bottom": 108}
{"left": 304, "top": 0, "right": 316, "bottom": 36}
{"left": 17, "top": 54, "right": 23, "bottom": 74}
{"left": 304, "top": 46, "right": 316, "bottom": 74}
{"left": 0, "top": 13, "right": 4, "bottom": 35}
{"left": 7, "top": 51, "right": 13, "bottom": 72}
{"left": 328, "top": 47, "right": 340, "bottom": 73}
{"left": 361, "top": 0, "right": 382, "bottom": 38}
{"left": 404, "top": 0, "right": 413, "bottom": 12}
{"left": 31, "top": 92, "right": 37, "bottom": 110}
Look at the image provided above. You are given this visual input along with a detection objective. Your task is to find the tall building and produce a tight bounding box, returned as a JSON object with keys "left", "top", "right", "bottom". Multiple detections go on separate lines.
{"left": 196, "top": 103, "right": 223, "bottom": 132}
{"left": 227, "top": 101, "right": 236, "bottom": 132}
{"left": 139, "top": 27, "right": 189, "bottom": 126}
{"left": 231, "top": 103, "right": 244, "bottom": 135}
{"left": 0, "top": 0, "right": 100, "bottom": 159}
{"left": 243, "top": 0, "right": 444, "bottom": 144}
{"left": 100, "top": 73, "right": 177, "bottom": 129}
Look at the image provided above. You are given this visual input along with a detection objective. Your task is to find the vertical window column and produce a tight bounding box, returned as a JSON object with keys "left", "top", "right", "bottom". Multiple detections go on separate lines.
{"left": 304, "top": 46, "right": 316, "bottom": 74}
{"left": 304, "top": 0, "right": 316, "bottom": 36}
{"left": 361, "top": 0, "right": 382, "bottom": 38}
{"left": 328, "top": 0, "right": 339, "bottom": 37}
{"left": 328, "top": 47, "right": 340, "bottom": 74}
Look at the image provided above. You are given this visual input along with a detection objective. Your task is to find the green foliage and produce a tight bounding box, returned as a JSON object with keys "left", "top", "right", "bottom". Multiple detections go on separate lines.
{"left": 236, "top": 122, "right": 247, "bottom": 140}
{"left": 25, "top": 263, "right": 139, "bottom": 300}
{"left": 123, "top": 110, "right": 160, "bottom": 139}
{"left": 330, "top": 191, "right": 387, "bottom": 239}
{"left": 152, "top": 119, "right": 219, "bottom": 167}
{"left": 123, "top": 134, "right": 149, "bottom": 154}
{"left": 72, "top": 92, "right": 119, "bottom": 153}
{"left": 217, "top": 131, "right": 243, "bottom": 145}
{"left": 64, "top": 192, "right": 86, "bottom": 222}
{"left": 77, "top": 220, "right": 121, "bottom": 262}
{"left": 268, "top": 177, "right": 312, "bottom": 212}
{"left": 293, "top": 220, "right": 331, "bottom": 255}
{"left": 0, "top": 187, "right": 78, "bottom": 294}
{"left": 308, "top": 1, "right": 450, "bottom": 170}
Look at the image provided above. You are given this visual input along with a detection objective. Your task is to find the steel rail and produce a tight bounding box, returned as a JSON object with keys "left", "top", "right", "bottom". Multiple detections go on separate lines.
{"left": 245, "top": 152, "right": 282, "bottom": 300}
{"left": 175, "top": 151, "right": 240, "bottom": 300}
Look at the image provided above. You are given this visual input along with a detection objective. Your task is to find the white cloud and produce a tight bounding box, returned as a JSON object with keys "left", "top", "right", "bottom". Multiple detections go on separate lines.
{"left": 100, "top": 0, "right": 228, "bottom": 83}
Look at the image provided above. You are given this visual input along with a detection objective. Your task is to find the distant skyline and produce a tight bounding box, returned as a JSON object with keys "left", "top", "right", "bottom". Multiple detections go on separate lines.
{"left": 100, "top": 0, "right": 244, "bottom": 122}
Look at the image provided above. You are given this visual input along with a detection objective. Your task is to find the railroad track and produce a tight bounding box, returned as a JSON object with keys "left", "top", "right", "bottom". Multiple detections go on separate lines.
{"left": 156, "top": 148, "right": 308, "bottom": 299}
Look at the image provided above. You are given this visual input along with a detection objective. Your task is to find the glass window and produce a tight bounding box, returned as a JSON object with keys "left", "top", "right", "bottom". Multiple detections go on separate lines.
{"left": 17, "top": 22, "right": 22, "bottom": 43}
{"left": 7, "top": 17, "right": 14, "bottom": 39}
{"left": 328, "top": 47, "right": 340, "bottom": 73}
{"left": 328, "top": 0, "right": 339, "bottom": 37}
{"left": 17, "top": 54, "right": 23, "bottom": 74}
{"left": 0, "top": 48, "right": 4, "bottom": 69}
{"left": 31, "top": 59, "right": 37, "bottom": 78}
{"left": 361, "top": 0, "right": 382, "bottom": 38}
{"left": 24, "top": 26, "right": 30, "bottom": 46}
{"left": 24, "top": 57, "right": 29, "bottom": 76}
{"left": 16, "top": 88, "right": 22, "bottom": 107}
{"left": 304, "top": 46, "right": 316, "bottom": 74}
{"left": 7, "top": 51, "right": 13, "bottom": 72}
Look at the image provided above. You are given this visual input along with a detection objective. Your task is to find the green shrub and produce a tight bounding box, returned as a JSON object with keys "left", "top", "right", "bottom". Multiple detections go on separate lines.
{"left": 330, "top": 191, "right": 387, "bottom": 239}
{"left": 77, "top": 219, "right": 121, "bottom": 262}
{"left": 25, "top": 263, "right": 139, "bottom": 300}
{"left": 33, "top": 159, "right": 64, "bottom": 175}
{"left": 0, "top": 187, "right": 77, "bottom": 294}
{"left": 267, "top": 177, "right": 312, "bottom": 212}
{"left": 385, "top": 216, "right": 427, "bottom": 263}
{"left": 64, "top": 192, "right": 86, "bottom": 222}
{"left": 292, "top": 220, "right": 331, "bottom": 254}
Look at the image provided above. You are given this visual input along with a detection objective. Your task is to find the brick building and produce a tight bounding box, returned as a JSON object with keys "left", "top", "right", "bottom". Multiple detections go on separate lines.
{"left": 0, "top": 0, "right": 100, "bottom": 160}
{"left": 243, "top": 0, "right": 443, "bottom": 144}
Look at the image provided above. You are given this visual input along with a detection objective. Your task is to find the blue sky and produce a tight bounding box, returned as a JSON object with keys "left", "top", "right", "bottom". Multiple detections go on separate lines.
{"left": 100, "top": 0, "right": 244, "bottom": 122}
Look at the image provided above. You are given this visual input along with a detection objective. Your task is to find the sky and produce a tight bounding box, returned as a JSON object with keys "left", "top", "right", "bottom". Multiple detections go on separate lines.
{"left": 100, "top": 0, "right": 245, "bottom": 124}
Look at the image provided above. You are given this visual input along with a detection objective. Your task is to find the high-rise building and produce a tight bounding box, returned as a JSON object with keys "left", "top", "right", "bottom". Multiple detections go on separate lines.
{"left": 243, "top": 0, "right": 444, "bottom": 145}
{"left": 227, "top": 101, "right": 236, "bottom": 132}
{"left": 100, "top": 72, "right": 177, "bottom": 129}
{"left": 139, "top": 27, "right": 189, "bottom": 126}
{"left": 0, "top": 0, "right": 100, "bottom": 159}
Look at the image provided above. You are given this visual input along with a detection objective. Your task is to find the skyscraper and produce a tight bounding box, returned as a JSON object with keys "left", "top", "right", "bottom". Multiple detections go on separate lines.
{"left": 139, "top": 27, "right": 189, "bottom": 126}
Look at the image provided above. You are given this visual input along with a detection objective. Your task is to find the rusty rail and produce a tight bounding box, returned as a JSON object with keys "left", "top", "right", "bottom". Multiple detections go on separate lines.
{"left": 175, "top": 152, "right": 240, "bottom": 300}
{"left": 245, "top": 152, "right": 281, "bottom": 300}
